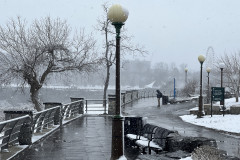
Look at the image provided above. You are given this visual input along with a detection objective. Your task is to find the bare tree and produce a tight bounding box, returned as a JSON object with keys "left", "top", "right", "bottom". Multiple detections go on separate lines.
{"left": 95, "top": 3, "right": 147, "bottom": 107}
{"left": 0, "top": 17, "right": 100, "bottom": 111}
{"left": 181, "top": 78, "right": 198, "bottom": 97}
{"left": 217, "top": 53, "right": 240, "bottom": 102}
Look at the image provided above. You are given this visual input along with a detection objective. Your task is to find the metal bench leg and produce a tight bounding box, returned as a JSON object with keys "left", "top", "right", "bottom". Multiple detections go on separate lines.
{"left": 142, "top": 148, "right": 146, "bottom": 154}
{"left": 148, "top": 148, "right": 151, "bottom": 154}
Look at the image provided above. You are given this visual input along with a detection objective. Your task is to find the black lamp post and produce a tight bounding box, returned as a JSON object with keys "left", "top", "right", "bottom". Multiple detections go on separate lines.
{"left": 198, "top": 55, "right": 205, "bottom": 118}
{"left": 220, "top": 63, "right": 224, "bottom": 106}
{"left": 235, "top": 70, "right": 240, "bottom": 102}
{"left": 185, "top": 68, "right": 188, "bottom": 85}
{"left": 206, "top": 67, "right": 211, "bottom": 104}
{"left": 237, "top": 70, "right": 240, "bottom": 102}
{"left": 107, "top": 4, "right": 129, "bottom": 160}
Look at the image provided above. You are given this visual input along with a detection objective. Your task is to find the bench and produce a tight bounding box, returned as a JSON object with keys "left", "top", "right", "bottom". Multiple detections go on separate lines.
{"left": 126, "top": 124, "right": 157, "bottom": 140}
{"left": 150, "top": 127, "right": 174, "bottom": 153}
{"left": 126, "top": 124, "right": 158, "bottom": 153}
{"left": 126, "top": 124, "right": 174, "bottom": 154}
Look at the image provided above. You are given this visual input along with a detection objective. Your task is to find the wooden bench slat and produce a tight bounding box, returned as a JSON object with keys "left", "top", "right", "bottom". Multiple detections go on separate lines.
{"left": 135, "top": 139, "right": 162, "bottom": 149}
{"left": 126, "top": 123, "right": 175, "bottom": 154}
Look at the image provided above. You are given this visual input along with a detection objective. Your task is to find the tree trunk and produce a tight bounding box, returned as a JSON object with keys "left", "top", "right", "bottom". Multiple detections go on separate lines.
{"left": 30, "top": 86, "right": 42, "bottom": 111}
{"left": 103, "top": 65, "right": 110, "bottom": 108}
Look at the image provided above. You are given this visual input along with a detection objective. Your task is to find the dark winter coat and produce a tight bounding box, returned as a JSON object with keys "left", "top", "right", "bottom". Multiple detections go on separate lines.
{"left": 156, "top": 90, "right": 163, "bottom": 98}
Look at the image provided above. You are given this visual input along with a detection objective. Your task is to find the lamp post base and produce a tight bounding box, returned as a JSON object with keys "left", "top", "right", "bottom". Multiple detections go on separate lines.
{"left": 197, "top": 111, "right": 204, "bottom": 118}
{"left": 197, "top": 95, "right": 204, "bottom": 118}
{"left": 110, "top": 116, "right": 125, "bottom": 160}
{"left": 220, "top": 101, "right": 224, "bottom": 105}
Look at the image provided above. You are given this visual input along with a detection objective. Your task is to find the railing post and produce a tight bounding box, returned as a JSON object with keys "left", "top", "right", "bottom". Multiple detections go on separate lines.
{"left": 108, "top": 95, "right": 116, "bottom": 115}
{"left": 4, "top": 110, "right": 33, "bottom": 120}
{"left": 70, "top": 97, "right": 84, "bottom": 114}
{"left": 131, "top": 91, "right": 133, "bottom": 101}
{"left": 104, "top": 99, "right": 107, "bottom": 114}
{"left": 43, "top": 102, "right": 62, "bottom": 125}
{"left": 86, "top": 100, "right": 88, "bottom": 113}
{"left": 19, "top": 117, "right": 32, "bottom": 145}
{"left": 60, "top": 104, "right": 63, "bottom": 127}
{"left": 81, "top": 99, "right": 85, "bottom": 114}
{"left": 121, "top": 93, "right": 125, "bottom": 106}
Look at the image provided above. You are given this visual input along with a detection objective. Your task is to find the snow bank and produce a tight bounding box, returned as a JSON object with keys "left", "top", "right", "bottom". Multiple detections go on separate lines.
{"left": 180, "top": 114, "right": 240, "bottom": 133}
{"left": 215, "top": 97, "right": 240, "bottom": 109}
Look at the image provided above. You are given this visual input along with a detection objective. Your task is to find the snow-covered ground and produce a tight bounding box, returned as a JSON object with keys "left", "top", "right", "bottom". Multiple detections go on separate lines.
{"left": 180, "top": 114, "right": 240, "bottom": 133}
{"left": 181, "top": 97, "right": 240, "bottom": 134}
{"left": 179, "top": 114, "right": 240, "bottom": 160}
{"left": 179, "top": 97, "right": 240, "bottom": 160}
{"left": 215, "top": 96, "right": 240, "bottom": 109}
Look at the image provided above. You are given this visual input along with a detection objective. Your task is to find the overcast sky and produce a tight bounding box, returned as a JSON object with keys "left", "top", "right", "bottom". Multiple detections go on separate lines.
{"left": 1, "top": 0, "right": 240, "bottom": 71}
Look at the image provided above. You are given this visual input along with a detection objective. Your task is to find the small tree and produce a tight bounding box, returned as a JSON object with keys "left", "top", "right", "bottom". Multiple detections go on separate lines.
{"left": 181, "top": 78, "right": 198, "bottom": 97}
{"left": 0, "top": 17, "right": 100, "bottom": 111}
{"left": 217, "top": 53, "right": 240, "bottom": 102}
{"left": 95, "top": 3, "right": 147, "bottom": 107}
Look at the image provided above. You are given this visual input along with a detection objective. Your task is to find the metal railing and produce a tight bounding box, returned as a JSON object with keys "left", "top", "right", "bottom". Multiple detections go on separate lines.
{"left": 32, "top": 106, "right": 60, "bottom": 133}
{"left": 85, "top": 99, "right": 107, "bottom": 114}
{"left": 121, "top": 89, "right": 156, "bottom": 106}
{"left": 0, "top": 99, "right": 84, "bottom": 152}
{"left": 0, "top": 89, "right": 156, "bottom": 152}
{"left": 32, "top": 100, "right": 84, "bottom": 133}
{"left": 0, "top": 115, "right": 31, "bottom": 151}
{"left": 62, "top": 100, "right": 82, "bottom": 119}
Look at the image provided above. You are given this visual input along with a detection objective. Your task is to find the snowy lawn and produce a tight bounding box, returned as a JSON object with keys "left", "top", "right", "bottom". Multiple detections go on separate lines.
{"left": 180, "top": 114, "right": 240, "bottom": 134}
{"left": 216, "top": 97, "right": 240, "bottom": 109}
{"left": 181, "top": 97, "right": 240, "bottom": 134}
{"left": 189, "top": 97, "right": 240, "bottom": 111}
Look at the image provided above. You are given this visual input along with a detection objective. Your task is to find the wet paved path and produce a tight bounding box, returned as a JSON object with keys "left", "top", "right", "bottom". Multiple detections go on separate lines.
{"left": 16, "top": 116, "right": 113, "bottom": 160}
{"left": 123, "top": 97, "right": 240, "bottom": 158}
{"left": 15, "top": 97, "right": 240, "bottom": 159}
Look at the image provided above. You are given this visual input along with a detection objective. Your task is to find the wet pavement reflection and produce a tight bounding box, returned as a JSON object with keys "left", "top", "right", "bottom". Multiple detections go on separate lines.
{"left": 16, "top": 116, "right": 113, "bottom": 160}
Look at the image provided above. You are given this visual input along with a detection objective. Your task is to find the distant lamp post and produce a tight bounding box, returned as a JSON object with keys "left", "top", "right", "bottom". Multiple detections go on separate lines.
{"left": 198, "top": 55, "right": 205, "bottom": 118}
{"left": 107, "top": 4, "right": 129, "bottom": 160}
{"left": 174, "top": 78, "right": 176, "bottom": 99}
{"left": 185, "top": 68, "right": 188, "bottom": 84}
{"left": 219, "top": 63, "right": 225, "bottom": 106}
{"left": 206, "top": 67, "right": 211, "bottom": 104}
{"left": 233, "top": 69, "right": 240, "bottom": 102}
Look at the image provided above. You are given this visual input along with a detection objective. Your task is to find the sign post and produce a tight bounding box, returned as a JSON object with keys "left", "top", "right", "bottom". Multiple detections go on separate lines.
{"left": 211, "top": 87, "right": 225, "bottom": 117}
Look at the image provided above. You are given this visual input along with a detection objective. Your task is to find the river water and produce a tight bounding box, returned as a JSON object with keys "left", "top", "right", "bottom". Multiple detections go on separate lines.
{"left": 0, "top": 87, "right": 113, "bottom": 120}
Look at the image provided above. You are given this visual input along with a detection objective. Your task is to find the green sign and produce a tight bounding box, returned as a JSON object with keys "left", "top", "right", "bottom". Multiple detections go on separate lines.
{"left": 211, "top": 87, "right": 225, "bottom": 101}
